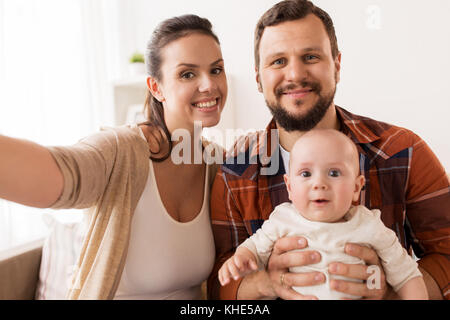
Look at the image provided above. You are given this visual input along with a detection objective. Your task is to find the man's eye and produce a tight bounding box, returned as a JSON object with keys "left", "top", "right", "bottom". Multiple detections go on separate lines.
{"left": 272, "top": 58, "right": 286, "bottom": 66}
{"left": 329, "top": 170, "right": 341, "bottom": 177}
{"left": 304, "top": 54, "right": 318, "bottom": 62}
{"left": 300, "top": 171, "right": 311, "bottom": 177}
{"left": 181, "top": 71, "right": 195, "bottom": 79}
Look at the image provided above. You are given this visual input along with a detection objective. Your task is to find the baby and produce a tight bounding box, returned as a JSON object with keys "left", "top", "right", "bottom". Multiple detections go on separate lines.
{"left": 218, "top": 129, "right": 428, "bottom": 300}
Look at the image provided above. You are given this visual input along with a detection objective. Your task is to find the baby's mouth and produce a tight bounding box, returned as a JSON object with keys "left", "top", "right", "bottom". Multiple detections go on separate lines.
{"left": 312, "top": 199, "right": 330, "bottom": 204}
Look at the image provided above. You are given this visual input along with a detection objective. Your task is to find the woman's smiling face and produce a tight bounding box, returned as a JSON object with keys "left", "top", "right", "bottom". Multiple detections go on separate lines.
{"left": 153, "top": 33, "right": 227, "bottom": 133}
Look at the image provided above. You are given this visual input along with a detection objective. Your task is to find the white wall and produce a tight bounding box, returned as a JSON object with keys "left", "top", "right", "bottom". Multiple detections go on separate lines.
{"left": 115, "top": 0, "right": 450, "bottom": 171}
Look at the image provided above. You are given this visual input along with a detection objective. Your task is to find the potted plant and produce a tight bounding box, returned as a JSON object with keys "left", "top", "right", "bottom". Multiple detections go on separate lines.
{"left": 129, "top": 51, "right": 145, "bottom": 76}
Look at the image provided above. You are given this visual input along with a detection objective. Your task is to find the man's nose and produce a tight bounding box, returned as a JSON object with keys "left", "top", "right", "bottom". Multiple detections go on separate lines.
{"left": 285, "top": 59, "right": 307, "bottom": 82}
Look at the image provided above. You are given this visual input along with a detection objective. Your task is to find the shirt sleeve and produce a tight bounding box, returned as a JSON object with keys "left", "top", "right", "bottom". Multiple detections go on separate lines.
{"left": 368, "top": 210, "right": 422, "bottom": 292}
{"left": 405, "top": 134, "right": 450, "bottom": 299}
{"left": 46, "top": 129, "right": 119, "bottom": 210}
{"left": 207, "top": 166, "right": 250, "bottom": 300}
{"left": 238, "top": 212, "right": 283, "bottom": 270}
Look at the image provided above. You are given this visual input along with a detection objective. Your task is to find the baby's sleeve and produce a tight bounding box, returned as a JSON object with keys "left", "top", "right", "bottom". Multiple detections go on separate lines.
{"left": 369, "top": 211, "right": 422, "bottom": 292}
{"left": 238, "top": 210, "right": 285, "bottom": 269}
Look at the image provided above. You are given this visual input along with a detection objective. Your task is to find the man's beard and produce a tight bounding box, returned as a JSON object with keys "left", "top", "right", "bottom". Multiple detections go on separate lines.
{"left": 266, "top": 80, "right": 336, "bottom": 132}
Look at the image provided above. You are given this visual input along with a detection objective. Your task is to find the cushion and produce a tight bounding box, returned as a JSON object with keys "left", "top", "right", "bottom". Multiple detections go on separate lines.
{"left": 35, "top": 213, "right": 86, "bottom": 299}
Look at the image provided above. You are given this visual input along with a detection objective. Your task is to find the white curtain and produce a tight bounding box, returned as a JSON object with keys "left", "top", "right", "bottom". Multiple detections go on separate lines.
{"left": 0, "top": 0, "right": 120, "bottom": 251}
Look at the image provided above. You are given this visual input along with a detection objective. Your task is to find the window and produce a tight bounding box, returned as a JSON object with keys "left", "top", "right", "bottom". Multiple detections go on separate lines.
{"left": 0, "top": 0, "right": 118, "bottom": 250}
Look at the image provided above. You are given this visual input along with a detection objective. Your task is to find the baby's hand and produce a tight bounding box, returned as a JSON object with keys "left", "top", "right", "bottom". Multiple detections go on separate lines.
{"left": 218, "top": 247, "right": 258, "bottom": 286}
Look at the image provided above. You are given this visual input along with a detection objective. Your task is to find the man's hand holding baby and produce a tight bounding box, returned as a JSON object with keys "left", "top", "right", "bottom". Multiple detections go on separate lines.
{"left": 266, "top": 236, "right": 326, "bottom": 300}
{"left": 266, "top": 237, "right": 389, "bottom": 300}
{"left": 328, "top": 243, "right": 388, "bottom": 299}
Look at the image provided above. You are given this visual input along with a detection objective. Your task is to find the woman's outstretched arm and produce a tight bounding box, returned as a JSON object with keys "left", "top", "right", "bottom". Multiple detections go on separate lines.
{"left": 0, "top": 135, "right": 63, "bottom": 208}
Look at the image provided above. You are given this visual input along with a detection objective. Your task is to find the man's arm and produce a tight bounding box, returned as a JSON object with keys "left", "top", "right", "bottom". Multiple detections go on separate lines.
{"left": 419, "top": 267, "right": 443, "bottom": 300}
{"left": 405, "top": 135, "right": 450, "bottom": 299}
{"left": 207, "top": 167, "right": 250, "bottom": 299}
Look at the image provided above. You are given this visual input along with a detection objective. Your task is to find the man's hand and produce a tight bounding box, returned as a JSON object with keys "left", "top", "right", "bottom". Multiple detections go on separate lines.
{"left": 266, "top": 236, "right": 326, "bottom": 300}
{"left": 139, "top": 124, "right": 170, "bottom": 158}
{"left": 328, "top": 243, "right": 389, "bottom": 299}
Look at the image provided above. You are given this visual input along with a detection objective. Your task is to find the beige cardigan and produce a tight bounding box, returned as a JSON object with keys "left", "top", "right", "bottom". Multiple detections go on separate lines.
{"left": 47, "top": 125, "right": 218, "bottom": 299}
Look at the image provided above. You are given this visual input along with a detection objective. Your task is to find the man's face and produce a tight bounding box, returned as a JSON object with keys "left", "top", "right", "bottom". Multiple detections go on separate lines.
{"left": 256, "top": 14, "right": 341, "bottom": 131}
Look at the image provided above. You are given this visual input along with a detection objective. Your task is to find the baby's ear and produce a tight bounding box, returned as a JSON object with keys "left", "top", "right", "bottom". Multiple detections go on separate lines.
{"left": 353, "top": 174, "right": 366, "bottom": 202}
{"left": 283, "top": 174, "right": 292, "bottom": 200}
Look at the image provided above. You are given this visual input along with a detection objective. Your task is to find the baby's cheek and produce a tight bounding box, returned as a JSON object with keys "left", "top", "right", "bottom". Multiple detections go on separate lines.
{"left": 337, "top": 186, "right": 356, "bottom": 206}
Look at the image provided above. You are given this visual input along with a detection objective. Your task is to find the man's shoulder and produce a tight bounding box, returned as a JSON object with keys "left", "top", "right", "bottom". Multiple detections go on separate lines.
{"left": 220, "top": 129, "right": 268, "bottom": 178}
{"left": 339, "top": 107, "right": 422, "bottom": 157}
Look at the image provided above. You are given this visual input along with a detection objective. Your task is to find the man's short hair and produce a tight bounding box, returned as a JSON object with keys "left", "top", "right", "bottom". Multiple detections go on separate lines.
{"left": 254, "top": 0, "right": 339, "bottom": 69}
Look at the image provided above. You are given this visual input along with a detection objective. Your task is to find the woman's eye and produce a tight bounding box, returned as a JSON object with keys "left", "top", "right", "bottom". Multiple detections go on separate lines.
{"left": 211, "top": 67, "right": 223, "bottom": 75}
{"left": 329, "top": 170, "right": 341, "bottom": 177}
{"left": 181, "top": 71, "right": 195, "bottom": 79}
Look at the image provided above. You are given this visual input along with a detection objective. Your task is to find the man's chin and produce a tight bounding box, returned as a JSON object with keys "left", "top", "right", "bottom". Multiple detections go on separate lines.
{"left": 267, "top": 102, "right": 331, "bottom": 132}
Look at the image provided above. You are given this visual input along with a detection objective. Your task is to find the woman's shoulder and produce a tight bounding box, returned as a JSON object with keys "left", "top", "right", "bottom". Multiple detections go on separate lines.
{"left": 74, "top": 124, "right": 145, "bottom": 147}
{"left": 67, "top": 124, "right": 150, "bottom": 162}
{"left": 100, "top": 124, "right": 146, "bottom": 142}
{"left": 201, "top": 138, "right": 225, "bottom": 189}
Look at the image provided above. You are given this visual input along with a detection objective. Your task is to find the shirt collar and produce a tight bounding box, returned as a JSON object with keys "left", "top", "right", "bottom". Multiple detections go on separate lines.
{"left": 251, "top": 106, "right": 381, "bottom": 165}
{"left": 335, "top": 106, "right": 381, "bottom": 144}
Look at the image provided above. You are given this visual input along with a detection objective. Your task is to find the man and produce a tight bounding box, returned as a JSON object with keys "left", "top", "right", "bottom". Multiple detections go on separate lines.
{"left": 208, "top": 0, "right": 450, "bottom": 300}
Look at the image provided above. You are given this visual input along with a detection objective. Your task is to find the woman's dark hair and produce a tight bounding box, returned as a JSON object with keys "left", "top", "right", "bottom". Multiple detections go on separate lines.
{"left": 142, "top": 14, "right": 220, "bottom": 161}
{"left": 254, "top": 0, "right": 339, "bottom": 69}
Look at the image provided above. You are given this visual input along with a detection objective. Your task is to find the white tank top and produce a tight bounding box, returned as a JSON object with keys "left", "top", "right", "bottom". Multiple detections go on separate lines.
{"left": 114, "top": 159, "right": 215, "bottom": 300}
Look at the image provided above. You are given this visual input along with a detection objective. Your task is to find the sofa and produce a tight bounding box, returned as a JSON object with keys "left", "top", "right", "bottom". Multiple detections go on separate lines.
{"left": 0, "top": 214, "right": 208, "bottom": 300}
{"left": 0, "top": 214, "right": 85, "bottom": 300}
{"left": 0, "top": 238, "right": 44, "bottom": 299}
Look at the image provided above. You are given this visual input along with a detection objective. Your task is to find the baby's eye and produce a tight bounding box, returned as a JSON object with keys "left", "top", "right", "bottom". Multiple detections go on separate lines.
{"left": 300, "top": 171, "right": 311, "bottom": 178}
{"left": 329, "top": 169, "right": 341, "bottom": 177}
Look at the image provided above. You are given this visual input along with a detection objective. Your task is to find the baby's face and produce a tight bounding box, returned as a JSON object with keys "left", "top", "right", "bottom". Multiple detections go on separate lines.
{"left": 284, "top": 130, "right": 365, "bottom": 223}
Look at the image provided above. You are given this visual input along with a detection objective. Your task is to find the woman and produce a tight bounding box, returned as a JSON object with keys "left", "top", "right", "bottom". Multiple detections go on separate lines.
{"left": 0, "top": 14, "right": 226, "bottom": 299}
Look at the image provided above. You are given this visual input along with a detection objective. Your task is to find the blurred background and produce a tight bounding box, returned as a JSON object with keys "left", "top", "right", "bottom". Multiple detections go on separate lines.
{"left": 1, "top": 0, "right": 449, "bottom": 250}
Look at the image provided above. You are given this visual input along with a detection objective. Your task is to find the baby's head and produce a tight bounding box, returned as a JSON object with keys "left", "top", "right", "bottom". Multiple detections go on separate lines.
{"left": 283, "top": 129, "right": 365, "bottom": 223}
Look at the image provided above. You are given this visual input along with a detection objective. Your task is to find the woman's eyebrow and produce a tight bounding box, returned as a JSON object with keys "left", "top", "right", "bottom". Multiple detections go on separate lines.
{"left": 177, "top": 58, "right": 223, "bottom": 69}
{"left": 176, "top": 63, "right": 198, "bottom": 68}
{"left": 210, "top": 58, "right": 224, "bottom": 65}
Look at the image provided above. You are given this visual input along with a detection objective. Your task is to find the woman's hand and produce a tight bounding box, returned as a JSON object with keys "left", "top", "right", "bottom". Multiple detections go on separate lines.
{"left": 266, "top": 236, "right": 326, "bottom": 300}
{"left": 328, "top": 243, "right": 388, "bottom": 299}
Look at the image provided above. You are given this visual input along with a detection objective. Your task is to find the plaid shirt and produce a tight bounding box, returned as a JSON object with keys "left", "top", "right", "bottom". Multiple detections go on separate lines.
{"left": 208, "top": 106, "right": 450, "bottom": 300}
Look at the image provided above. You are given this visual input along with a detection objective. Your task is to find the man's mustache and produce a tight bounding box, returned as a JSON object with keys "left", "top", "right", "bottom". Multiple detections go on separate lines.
{"left": 275, "top": 81, "right": 321, "bottom": 98}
